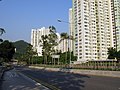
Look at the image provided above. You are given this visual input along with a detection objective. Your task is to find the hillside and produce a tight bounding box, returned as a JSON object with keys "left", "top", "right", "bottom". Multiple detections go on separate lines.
{"left": 13, "top": 40, "right": 30, "bottom": 54}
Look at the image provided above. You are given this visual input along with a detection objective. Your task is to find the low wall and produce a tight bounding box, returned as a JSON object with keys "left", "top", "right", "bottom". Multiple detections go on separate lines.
{"left": 29, "top": 66, "right": 120, "bottom": 78}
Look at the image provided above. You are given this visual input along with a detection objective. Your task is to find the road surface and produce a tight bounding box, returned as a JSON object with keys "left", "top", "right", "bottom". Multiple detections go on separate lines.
{"left": 0, "top": 68, "right": 50, "bottom": 90}
{"left": 17, "top": 66, "right": 120, "bottom": 90}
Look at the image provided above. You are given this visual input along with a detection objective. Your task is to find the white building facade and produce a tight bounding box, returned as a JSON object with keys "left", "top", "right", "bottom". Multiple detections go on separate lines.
{"left": 59, "top": 39, "right": 69, "bottom": 53}
{"left": 31, "top": 27, "right": 50, "bottom": 56}
{"left": 112, "top": 0, "right": 120, "bottom": 51}
{"left": 69, "top": 8, "right": 75, "bottom": 54}
{"left": 72, "top": 0, "right": 115, "bottom": 62}
{"left": 31, "top": 27, "right": 68, "bottom": 56}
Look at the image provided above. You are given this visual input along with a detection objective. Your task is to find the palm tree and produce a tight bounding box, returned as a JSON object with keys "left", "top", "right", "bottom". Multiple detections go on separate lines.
{"left": 59, "top": 33, "right": 68, "bottom": 64}
{"left": 49, "top": 26, "right": 56, "bottom": 34}
{"left": 48, "top": 26, "right": 58, "bottom": 64}
{"left": 0, "top": 28, "right": 5, "bottom": 36}
{"left": 48, "top": 26, "right": 58, "bottom": 54}
{"left": 0, "top": 28, "right": 5, "bottom": 42}
{"left": 59, "top": 33, "right": 74, "bottom": 64}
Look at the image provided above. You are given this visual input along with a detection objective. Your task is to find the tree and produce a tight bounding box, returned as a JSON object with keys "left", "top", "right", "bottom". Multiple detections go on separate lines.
{"left": 59, "top": 32, "right": 74, "bottom": 64}
{"left": 39, "top": 26, "right": 58, "bottom": 64}
{"left": 107, "top": 47, "right": 117, "bottom": 59}
{"left": 0, "top": 28, "right": 5, "bottom": 36}
{"left": 0, "top": 39, "right": 3, "bottom": 42}
{"left": 0, "top": 28, "right": 5, "bottom": 42}
{"left": 59, "top": 33, "right": 68, "bottom": 64}
{"left": 59, "top": 51, "right": 77, "bottom": 64}
{"left": 0, "top": 40, "right": 15, "bottom": 62}
{"left": 23, "top": 44, "right": 37, "bottom": 65}
{"left": 40, "top": 35, "right": 49, "bottom": 64}
{"left": 48, "top": 26, "right": 58, "bottom": 55}
{"left": 107, "top": 47, "right": 120, "bottom": 64}
{"left": 116, "top": 50, "right": 120, "bottom": 61}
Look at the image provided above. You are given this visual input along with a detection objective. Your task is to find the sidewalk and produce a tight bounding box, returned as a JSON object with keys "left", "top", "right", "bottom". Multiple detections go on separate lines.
{"left": 0, "top": 68, "right": 50, "bottom": 90}
{"left": 29, "top": 66, "right": 120, "bottom": 78}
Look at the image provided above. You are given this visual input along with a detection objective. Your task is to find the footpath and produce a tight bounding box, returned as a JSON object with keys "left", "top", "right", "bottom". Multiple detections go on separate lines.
{"left": 0, "top": 68, "right": 50, "bottom": 90}
{"left": 29, "top": 66, "right": 120, "bottom": 78}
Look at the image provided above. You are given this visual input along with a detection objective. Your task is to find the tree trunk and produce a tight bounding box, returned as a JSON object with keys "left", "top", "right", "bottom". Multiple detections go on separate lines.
{"left": 52, "top": 57, "right": 53, "bottom": 65}
{"left": 66, "top": 39, "right": 67, "bottom": 64}
{"left": 46, "top": 55, "right": 47, "bottom": 64}
{"left": 32, "top": 56, "right": 33, "bottom": 65}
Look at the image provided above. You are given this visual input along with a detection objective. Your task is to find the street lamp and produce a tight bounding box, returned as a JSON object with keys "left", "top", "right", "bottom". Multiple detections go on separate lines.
{"left": 57, "top": 19, "right": 72, "bottom": 66}
{"left": 57, "top": 19, "right": 62, "bottom": 22}
{"left": 57, "top": 19, "right": 71, "bottom": 24}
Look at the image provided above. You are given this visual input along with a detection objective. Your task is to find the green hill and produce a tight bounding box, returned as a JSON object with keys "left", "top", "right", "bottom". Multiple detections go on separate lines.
{"left": 13, "top": 40, "right": 29, "bottom": 54}
{"left": 13, "top": 40, "right": 30, "bottom": 59}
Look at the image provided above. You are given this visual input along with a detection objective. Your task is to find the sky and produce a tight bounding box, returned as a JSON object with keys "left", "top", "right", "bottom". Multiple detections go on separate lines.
{"left": 0, "top": 0, "right": 72, "bottom": 43}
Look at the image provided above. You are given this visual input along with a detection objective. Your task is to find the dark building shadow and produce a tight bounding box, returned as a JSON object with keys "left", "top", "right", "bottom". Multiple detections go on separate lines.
{"left": 21, "top": 67, "right": 90, "bottom": 90}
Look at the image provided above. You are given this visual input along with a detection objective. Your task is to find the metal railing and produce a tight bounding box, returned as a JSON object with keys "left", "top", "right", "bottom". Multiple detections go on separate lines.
{"left": 32, "top": 61, "right": 120, "bottom": 71}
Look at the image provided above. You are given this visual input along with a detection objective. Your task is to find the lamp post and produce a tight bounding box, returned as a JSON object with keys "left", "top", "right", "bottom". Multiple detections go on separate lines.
{"left": 57, "top": 19, "right": 72, "bottom": 66}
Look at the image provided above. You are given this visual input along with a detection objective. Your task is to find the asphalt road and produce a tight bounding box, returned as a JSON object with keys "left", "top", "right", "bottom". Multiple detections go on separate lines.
{"left": 0, "top": 68, "right": 50, "bottom": 90}
{"left": 17, "top": 66, "right": 120, "bottom": 90}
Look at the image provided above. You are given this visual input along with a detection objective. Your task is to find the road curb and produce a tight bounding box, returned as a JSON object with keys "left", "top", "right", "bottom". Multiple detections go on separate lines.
{"left": 29, "top": 66, "right": 120, "bottom": 78}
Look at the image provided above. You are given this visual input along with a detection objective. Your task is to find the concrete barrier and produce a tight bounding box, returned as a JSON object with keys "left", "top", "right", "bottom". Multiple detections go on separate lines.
{"left": 29, "top": 66, "right": 120, "bottom": 78}
{"left": 70, "top": 69, "right": 120, "bottom": 78}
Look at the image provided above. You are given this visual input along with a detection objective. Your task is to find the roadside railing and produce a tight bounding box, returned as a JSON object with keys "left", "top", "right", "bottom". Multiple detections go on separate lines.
{"left": 31, "top": 61, "right": 120, "bottom": 71}
{"left": 71, "top": 61, "right": 120, "bottom": 71}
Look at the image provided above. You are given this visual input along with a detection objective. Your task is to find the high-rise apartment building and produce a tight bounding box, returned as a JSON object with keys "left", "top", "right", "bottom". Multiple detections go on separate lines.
{"left": 31, "top": 27, "right": 50, "bottom": 56}
{"left": 31, "top": 27, "right": 50, "bottom": 48}
{"left": 69, "top": 8, "right": 75, "bottom": 53}
{"left": 31, "top": 27, "right": 68, "bottom": 56}
{"left": 54, "top": 33, "right": 69, "bottom": 53}
{"left": 111, "top": 0, "right": 120, "bottom": 51}
{"left": 72, "top": 0, "right": 115, "bottom": 62}
{"left": 110, "top": 0, "right": 117, "bottom": 49}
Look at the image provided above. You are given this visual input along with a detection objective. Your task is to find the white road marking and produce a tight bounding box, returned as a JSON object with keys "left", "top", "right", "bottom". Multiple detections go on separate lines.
{"left": 35, "top": 82, "right": 41, "bottom": 86}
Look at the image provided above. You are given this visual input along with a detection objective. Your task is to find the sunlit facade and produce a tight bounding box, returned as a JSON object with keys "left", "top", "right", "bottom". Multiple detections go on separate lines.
{"left": 69, "top": 8, "right": 75, "bottom": 53}
{"left": 31, "top": 27, "right": 50, "bottom": 56}
{"left": 31, "top": 27, "right": 68, "bottom": 56}
{"left": 72, "top": 0, "right": 114, "bottom": 62}
{"left": 112, "top": 0, "right": 120, "bottom": 51}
